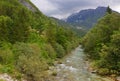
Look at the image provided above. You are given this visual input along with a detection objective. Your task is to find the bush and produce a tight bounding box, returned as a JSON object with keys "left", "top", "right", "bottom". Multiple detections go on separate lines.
{"left": 13, "top": 43, "right": 49, "bottom": 81}
{"left": 52, "top": 71, "right": 57, "bottom": 76}
{"left": 98, "top": 68, "right": 109, "bottom": 75}
{"left": 42, "top": 44, "right": 56, "bottom": 62}
{"left": 44, "top": 44, "right": 56, "bottom": 59}
{"left": 53, "top": 43, "right": 65, "bottom": 58}
{"left": 17, "top": 55, "right": 48, "bottom": 81}
{"left": 0, "top": 65, "right": 14, "bottom": 74}
{"left": 0, "top": 16, "right": 13, "bottom": 42}
{"left": 0, "top": 49, "right": 14, "bottom": 65}
{"left": 0, "top": 42, "right": 14, "bottom": 65}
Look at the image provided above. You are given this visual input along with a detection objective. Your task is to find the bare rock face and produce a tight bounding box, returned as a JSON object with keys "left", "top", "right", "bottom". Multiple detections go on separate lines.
{"left": 18, "top": 0, "right": 37, "bottom": 12}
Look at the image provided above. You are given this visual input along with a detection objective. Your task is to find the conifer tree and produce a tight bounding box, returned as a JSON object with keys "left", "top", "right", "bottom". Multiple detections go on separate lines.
{"left": 106, "top": 6, "right": 112, "bottom": 14}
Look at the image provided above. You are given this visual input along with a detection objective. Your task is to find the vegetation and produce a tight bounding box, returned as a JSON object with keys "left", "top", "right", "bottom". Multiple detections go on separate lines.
{"left": 0, "top": 0, "right": 80, "bottom": 81}
{"left": 82, "top": 11, "right": 120, "bottom": 75}
{"left": 51, "top": 17, "right": 86, "bottom": 37}
{"left": 106, "top": 6, "right": 112, "bottom": 14}
{"left": 66, "top": 7, "right": 107, "bottom": 30}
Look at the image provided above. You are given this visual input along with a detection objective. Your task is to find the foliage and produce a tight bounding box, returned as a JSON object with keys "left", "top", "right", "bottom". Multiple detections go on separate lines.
{"left": 13, "top": 43, "right": 49, "bottom": 81}
{"left": 53, "top": 43, "right": 65, "bottom": 58}
{"left": 66, "top": 7, "right": 107, "bottom": 29}
{"left": 97, "top": 68, "right": 109, "bottom": 75}
{"left": 0, "top": 16, "right": 13, "bottom": 41}
{"left": 106, "top": 6, "right": 112, "bottom": 14}
{"left": 82, "top": 12, "right": 120, "bottom": 75}
{"left": 0, "top": 0, "right": 80, "bottom": 80}
{"left": 0, "top": 42, "right": 13, "bottom": 65}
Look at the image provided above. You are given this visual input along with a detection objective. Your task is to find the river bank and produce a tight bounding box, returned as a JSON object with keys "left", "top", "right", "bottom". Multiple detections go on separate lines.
{"left": 48, "top": 46, "right": 116, "bottom": 81}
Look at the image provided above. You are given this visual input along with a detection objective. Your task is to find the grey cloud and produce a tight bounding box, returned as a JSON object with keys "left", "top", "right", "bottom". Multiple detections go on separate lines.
{"left": 47, "top": 0, "right": 100, "bottom": 15}
{"left": 31, "top": 0, "right": 120, "bottom": 19}
{"left": 49, "top": 0, "right": 98, "bottom": 11}
{"left": 46, "top": 0, "right": 106, "bottom": 18}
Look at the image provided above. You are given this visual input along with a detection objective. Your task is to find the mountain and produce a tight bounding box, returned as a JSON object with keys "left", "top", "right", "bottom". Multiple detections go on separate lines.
{"left": 66, "top": 6, "right": 107, "bottom": 29}
{"left": 82, "top": 12, "right": 120, "bottom": 75}
{"left": 0, "top": 0, "right": 79, "bottom": 81}
{"left": 51, "top": 17, "right": 87, "bottom": 37}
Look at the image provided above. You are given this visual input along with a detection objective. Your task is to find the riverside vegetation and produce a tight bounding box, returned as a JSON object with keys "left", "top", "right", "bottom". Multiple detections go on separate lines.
{"left": 82, "top": 7, "right": 120, "bottom": 76}
{"left": 0, "top": 0, "right": 80, "bottom": 81}
{"left": 1, "top": 0, "right": 120, "bottom": 81}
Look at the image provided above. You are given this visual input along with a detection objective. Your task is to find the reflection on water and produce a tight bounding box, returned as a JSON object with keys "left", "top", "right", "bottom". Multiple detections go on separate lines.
{"left": 53, "top": 46, "right": 112, "bottom": 81}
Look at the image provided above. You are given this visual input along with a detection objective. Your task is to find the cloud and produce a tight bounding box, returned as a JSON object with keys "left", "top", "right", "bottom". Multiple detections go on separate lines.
{"left": 111, "top": 5, "right": 120, "bottom": 12}
{"left": 109, "top": 0, "right": 120, "bottom": 12}
{"left": 30, "top": 0, "right": 120, "bottom": 19}
{"left": 30, "top": 0, "right": 58, "bottom": 14}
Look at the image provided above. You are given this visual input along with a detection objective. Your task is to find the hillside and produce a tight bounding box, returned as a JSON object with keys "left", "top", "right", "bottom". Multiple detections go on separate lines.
{"left": 51, "top": 17, "right": 86, "bottom": 37}
{"left": 66, "top": 6, "right": 107, "bottom": 29}
{"left": 82, "top": 11, "right": 120, "bottom": 75}
{"left": 0, "top": 0, "right": 79, "bottom": 81}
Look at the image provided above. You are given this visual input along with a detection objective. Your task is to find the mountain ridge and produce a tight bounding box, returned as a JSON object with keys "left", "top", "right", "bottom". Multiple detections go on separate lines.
{"left": 0, "top": 0, "right": 80, "bottom": 81}
{"left": 65, "top": 6, "right": 107, "bottom": 29}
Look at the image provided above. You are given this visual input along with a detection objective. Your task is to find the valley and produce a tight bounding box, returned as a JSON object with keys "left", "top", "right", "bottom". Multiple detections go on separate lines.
{"left": 0, "top": 0, "right": 120, "bottom": 81}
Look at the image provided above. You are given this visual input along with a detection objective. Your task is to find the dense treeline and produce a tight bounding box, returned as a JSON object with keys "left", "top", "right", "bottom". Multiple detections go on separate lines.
{"left": 0, "top": 0, "right": 79, "bottom": 81}
{"left": 82, "top": 11, "right": 120, "bottom": 75}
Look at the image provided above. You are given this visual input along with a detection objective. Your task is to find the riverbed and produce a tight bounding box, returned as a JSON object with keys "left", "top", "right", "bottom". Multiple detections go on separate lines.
{"left": 51, "top": 46, "right": 113, "bottom": 81}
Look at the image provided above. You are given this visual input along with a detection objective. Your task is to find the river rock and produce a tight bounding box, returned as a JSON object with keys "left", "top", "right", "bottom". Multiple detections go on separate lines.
{"left": 0, "top": 73, "right": 17, "bottom": 81}
{"left": 116, "top": 76, "right": 120, "bottom": 81}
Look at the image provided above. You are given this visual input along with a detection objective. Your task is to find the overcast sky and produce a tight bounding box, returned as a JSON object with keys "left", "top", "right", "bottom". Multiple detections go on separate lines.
{"left": 30, "top": 0, "right": 120, "bottom": 19}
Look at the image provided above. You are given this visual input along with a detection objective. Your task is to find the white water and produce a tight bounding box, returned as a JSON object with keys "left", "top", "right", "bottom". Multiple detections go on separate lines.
{"left": 53, "top": 46, "right": 112, "bottom": 81}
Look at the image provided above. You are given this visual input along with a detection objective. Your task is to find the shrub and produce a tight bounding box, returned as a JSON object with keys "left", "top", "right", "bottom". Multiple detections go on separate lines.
{"left": 52, "top": 71, "right": 57, "bottom": 76}
{"left": 0, "top": 65, "right": 14, "bottom": 74}
{"left": 0, "top": 42, "right": 14, "bottom": 65}
{"left": 98, "top": 68, "right": 109, "bottom": 75}
{"left": 0, "top": 16, "right": 13, "bottom": 42}
{"left": 17, "top": 55, "right": 48, "bottom": 81}
{"left": 0, "top": 49, "right": 14, "bottom": 65}
{"left": 13, "top": 43, "right": 49, "bottom": 81}
{"left": 53, "top": 43, "right": 65, "bottom": 58}
{"left": 45, "top": 44, "right": 56, "bottom": 59}
{"left": 41, "top": 44, "right": 56, "bottom": 58}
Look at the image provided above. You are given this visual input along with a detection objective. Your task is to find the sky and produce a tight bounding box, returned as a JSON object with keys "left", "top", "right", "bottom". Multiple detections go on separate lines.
{"left": 30, "top": 0, "right": 120, "bottom": 19}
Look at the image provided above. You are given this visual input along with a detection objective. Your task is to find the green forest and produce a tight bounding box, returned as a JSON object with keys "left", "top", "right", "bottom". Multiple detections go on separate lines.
{"left": 0, "top": 0, "right": 79, "bottom": 81}
{"left": 82, "top": 10, "right": 120, "bottom": 75}
{"left": 0, "top": 0, "right": 120, "bottom": 81}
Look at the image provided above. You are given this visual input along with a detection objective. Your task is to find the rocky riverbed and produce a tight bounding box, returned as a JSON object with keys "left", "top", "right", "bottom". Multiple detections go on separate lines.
{"left": 49, "top": 46, "right": 116, "bottom": 81}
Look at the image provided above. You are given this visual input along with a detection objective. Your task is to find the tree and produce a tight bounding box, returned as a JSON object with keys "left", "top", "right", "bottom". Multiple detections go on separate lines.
{"left": 0, "top": 16, "right": 13, "bottom": 41}
{"left": 82, "top": 12, "right": 120, "bottom": 75}
{"left": 106, "top": 6, "right": 112, "bottom": 14}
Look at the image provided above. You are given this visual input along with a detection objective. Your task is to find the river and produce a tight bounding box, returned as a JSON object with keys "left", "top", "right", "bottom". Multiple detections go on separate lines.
{"left": 52, "top": 46, "right": 113, "bottom": 81}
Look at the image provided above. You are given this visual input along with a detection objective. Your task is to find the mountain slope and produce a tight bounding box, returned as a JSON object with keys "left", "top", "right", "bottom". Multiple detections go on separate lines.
{"left": 18, "top": 0, "right": 38, "bottom": 12}
{"left": 66, "top": 6, "right": 107, "bottom": 29}
{"left": 0, "top": 0, "right": 79, "bottom": 81}
{"left": 51, "top": 17, "right": 86, "bottom": 37}
{"left": 82, "top": 12, "right": 120, "bottom": 75}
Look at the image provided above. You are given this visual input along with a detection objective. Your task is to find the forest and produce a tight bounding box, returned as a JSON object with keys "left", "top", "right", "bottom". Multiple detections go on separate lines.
{"left": 0, "top": 0, "right": 79, "bottom": 81}
{"left": 82, "top": 9, "right": 120, "bottom": 75}
{"left": 0, "top": 0, "right": 120, "bottom": 81}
